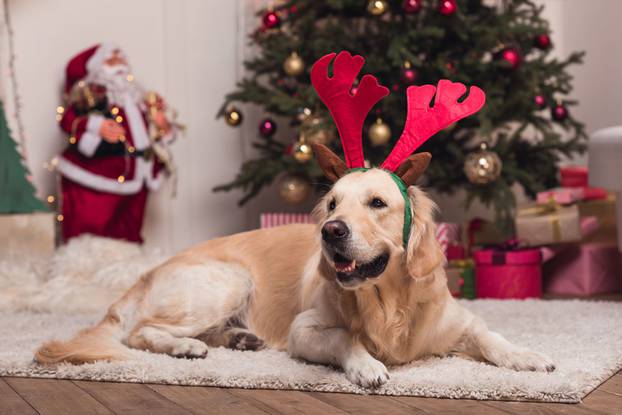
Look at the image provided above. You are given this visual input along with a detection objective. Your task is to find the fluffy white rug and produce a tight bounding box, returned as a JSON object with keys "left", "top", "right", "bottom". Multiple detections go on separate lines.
{"left": 0, "top": 236, "right": 621, "bottom": 403}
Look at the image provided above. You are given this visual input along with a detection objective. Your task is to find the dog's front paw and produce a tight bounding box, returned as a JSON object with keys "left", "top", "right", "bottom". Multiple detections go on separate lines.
{"left": 496, "top": 348, "right": 555, "bottom": 373}
{"left": 170, "top": 338, "right": 208, "bottom": 359}
{"left": 344, "top": 355, "right": 389, "bottom": 388}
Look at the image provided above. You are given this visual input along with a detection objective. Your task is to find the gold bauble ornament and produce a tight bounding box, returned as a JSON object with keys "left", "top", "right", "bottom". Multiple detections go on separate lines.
{"left": 302, "top": 116, "right": 335, "bottom": 145}
{"left": 292, "top": 141, "right": 314, "bottom": 163}
{"left": 296, "top": 107, "right": 312, "bottom": 123}
{"left": 367, "top": 0, "right": 389, "bottom": 16}
{"left": 368, "top": 118, "right": 391, "bottom": 146}
{"left": 279, "top": 175, "right": 312, "bottom": 205}
{"left": 283, "top": 52, "right": 305, "bottom": 76}
{"left": 463, "top": 142, "right": 503, "bottom": 185}
{"left": 224, "top": 106, "right": 243, "bottom": 127}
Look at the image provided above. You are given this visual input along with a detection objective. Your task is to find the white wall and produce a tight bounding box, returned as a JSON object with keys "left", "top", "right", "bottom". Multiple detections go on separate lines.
{"left": 2, "top": 0, "right": 248, "bottom": 252}
{"left": 2, "top": 0, "right": 620, "bottom": 250}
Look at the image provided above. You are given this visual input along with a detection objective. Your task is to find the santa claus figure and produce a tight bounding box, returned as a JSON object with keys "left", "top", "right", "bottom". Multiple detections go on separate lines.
{"left": 57, "top": 43, "right": 179, "bottom": 243}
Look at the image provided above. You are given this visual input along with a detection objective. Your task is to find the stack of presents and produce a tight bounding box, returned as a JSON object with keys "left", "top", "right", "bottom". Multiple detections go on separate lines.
{"left": 262, "top": 165, "right": 621, "bottom": 299}
{"left": 444, "top": 165, "right": 621, "bottom": 299}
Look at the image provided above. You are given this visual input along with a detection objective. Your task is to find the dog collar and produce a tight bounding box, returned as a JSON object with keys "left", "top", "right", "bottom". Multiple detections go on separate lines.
{"left": 346, "top": 168, "right": 412, "bottom": 247}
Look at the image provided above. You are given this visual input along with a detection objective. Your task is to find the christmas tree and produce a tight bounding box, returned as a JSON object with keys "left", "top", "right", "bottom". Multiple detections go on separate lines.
{"left": 216, "top": 0, "right": 585, "bottom": 227}
{"left": 0, "top": 100, "right": 46, "bottom": 213}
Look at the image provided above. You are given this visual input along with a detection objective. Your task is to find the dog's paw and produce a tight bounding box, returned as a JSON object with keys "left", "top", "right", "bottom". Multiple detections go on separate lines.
{"left": 228, "top": 331, "right": 265, "bottom": 351}
{"left": 496, "top": 348, "right": 555, "bottom": 373}
{"left": 170, "top": 338, "right": 208, "bottom": 359}
{"left": 344, "top": 355, "right": 390, "bottom": 388}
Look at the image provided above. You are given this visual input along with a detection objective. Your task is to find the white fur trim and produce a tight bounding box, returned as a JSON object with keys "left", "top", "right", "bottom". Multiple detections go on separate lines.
{"left": 58, "top": 156, "right": 155, "bottom": 195}
{"left": 86, "top": 43, "right": 119, "bottom": 75}
{"left": 123, "top": 95, "right": 150, "bottom": 150}
{"left": 77, "top": 115, "right": 105, "bottom": 157}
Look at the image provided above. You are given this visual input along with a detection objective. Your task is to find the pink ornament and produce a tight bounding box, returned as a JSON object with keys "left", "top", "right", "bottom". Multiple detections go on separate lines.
{"left": 259, "top": 118, "right": 277, "bottom": 137}
{"left": 500, "top": 47, "right": 521, "bottom": 70}
{"left": 401, "top": 67, "right": 418, "bottom": 84}
{"left": 552, "top": 103, "right": 569, "bottom": 121}
{"left": 534, "top": 33, "right": 552, "bottom": 50}
{"left": 534, "top": 94, "right": 546, "bottom": 109}
{"left": 439, "top": 0, "right": 457, "bottom": 16}
{"left": 262, "top": 11, "right": 280, "bottom": 29}
{"left": 402, "top": 0, "right": 422, "bottom": 14}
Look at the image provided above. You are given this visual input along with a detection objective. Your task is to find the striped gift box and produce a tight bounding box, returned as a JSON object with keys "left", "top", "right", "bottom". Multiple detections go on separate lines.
{"left": 260, "top": 213, "right": 315, "bottom": 228}
{"left": 436, "top": 222, "right": 461, "bottom": 256}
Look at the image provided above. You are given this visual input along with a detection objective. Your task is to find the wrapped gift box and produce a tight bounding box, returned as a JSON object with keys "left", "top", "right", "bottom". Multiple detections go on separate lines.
{"left": 446, "top": 259, "right": 475, "bottom": 298}
{"left": 516, "top": 203, "right": 581, "bottom": 246}
{"left": 437, "top": 222, "right": 461, "bottom": 258}
{"left": 560, "top": 166, "right": 588, "bottom": 187}
{"left": 543, "top": 242, "right": 622, "bottom": 296}
{"left": 474, "top": 248, "right": 542, "bottom": 299}
{"left": 537, "top": 187, "right": 585, "bottom": 205}
{"left": 463, "top": 218, "right": 506, "bottom": 248}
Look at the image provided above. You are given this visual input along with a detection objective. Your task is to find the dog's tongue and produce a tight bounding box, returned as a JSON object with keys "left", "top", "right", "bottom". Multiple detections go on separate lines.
{"left": 335, "top": 259, "right": 356, "bottom": 273}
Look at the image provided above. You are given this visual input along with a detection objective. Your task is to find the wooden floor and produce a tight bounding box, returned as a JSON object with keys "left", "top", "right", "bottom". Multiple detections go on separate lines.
{"left": 1, "top": 371, "right": 620, "bottom": 415}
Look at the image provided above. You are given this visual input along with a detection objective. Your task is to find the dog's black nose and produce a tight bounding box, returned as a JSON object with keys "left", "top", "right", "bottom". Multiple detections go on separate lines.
{"left": 322, "top": 220, "right": 350, "bottom": 242}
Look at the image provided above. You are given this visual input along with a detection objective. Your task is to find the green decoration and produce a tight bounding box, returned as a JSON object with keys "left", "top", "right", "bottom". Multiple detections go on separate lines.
{"left": 0, "top": 100, "right": 46, "bottom": 213}
{"left": 215, "top": 0, "right": 586, "bottom": 231}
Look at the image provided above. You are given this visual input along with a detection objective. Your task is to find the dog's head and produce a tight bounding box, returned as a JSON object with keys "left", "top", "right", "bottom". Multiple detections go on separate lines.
{"left": 313, "top": 144, "right": 444, "bottom": 289}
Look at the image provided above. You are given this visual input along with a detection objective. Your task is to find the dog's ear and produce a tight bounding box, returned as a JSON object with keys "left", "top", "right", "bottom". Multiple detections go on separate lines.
{"left": 395, "top": 152, "right": 431, "bottom": 187}
{"left": 405, "top": 187, "right": 445, "bottom": 278}
{"left": 312, "top": 143, "right": 347, "bottom": 183}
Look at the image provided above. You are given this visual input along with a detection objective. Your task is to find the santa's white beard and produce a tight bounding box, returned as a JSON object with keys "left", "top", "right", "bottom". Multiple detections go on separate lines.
{"left": 86, "top": 64, "right": 144, "bottom": 108}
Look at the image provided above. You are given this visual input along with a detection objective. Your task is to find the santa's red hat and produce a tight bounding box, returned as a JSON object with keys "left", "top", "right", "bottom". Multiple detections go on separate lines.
{"left": 64, "top": 43, "right": 119, "bottom": 93}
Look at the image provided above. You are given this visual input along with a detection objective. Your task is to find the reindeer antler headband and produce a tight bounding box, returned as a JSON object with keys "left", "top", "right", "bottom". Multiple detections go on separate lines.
{"left": 310, "top": 51, "right": 486, "bottom": 246}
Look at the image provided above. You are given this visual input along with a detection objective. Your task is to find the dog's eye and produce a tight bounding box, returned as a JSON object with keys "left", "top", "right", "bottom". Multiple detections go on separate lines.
{"left": 328, "top": 199, "right": 336, "bottom": 211}
{"left": 369, "top": 198, "right": 387, "bottom": 209}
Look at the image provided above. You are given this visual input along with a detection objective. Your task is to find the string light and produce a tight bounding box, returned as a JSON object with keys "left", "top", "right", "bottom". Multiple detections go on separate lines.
{"left": 111, "top": 107, "right": 119, "bottom": 115}
{"left": 115, "top": 115, "right": 123, "bottom": 123}
{"left": 46, "top": 195, "right": 55, "bottom": 203}
{"left": 56, "top": 214, "right": 64, "bottom": 222}
{"left": 126, "top": 74, "right": 134, "bottom": 82}
{"left": 68, "top": 136, "right": 77, "bottom": 144}
{"left": 127, "top": 146, "right": 136, "bottom": 153}
{"left": 117, "top": 175, "right": 125, "bottom": 183}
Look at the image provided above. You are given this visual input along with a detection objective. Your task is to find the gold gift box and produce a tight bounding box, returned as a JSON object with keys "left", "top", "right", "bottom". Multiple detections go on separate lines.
{"left": 515, "top": 201, "right": 581, "bottom": 246}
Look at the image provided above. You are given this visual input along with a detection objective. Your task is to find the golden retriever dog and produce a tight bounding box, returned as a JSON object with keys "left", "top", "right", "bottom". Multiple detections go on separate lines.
{"left": 35, "top": 143, "right": 554, "bottom": 388}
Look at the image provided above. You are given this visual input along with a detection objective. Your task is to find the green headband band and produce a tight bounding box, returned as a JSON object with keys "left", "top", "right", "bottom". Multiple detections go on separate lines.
{"left": 346, "top": 168, "right": 412, "bottom": 247}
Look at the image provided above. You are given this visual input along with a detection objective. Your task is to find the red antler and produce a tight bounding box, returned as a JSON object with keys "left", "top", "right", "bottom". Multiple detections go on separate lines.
{"left": 311, "top": 51, "right": 389, "bottom": 168}
{"left": 380, "top": 80, "right": 486, "bottom": 171}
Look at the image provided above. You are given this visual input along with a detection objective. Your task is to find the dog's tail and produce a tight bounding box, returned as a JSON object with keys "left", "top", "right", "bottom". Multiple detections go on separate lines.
{"left": 34, "top": 313, "right": 130, "bottom": 365}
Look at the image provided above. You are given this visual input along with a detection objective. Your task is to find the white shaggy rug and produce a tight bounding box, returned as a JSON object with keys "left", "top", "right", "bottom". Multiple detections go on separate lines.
{"left": 1, "top": 236, "right": 621, "bottom": 403}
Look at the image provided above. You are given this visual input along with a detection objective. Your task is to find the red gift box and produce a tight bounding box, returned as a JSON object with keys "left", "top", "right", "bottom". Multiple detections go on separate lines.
{"left": 560, "top": 166, "right": 588, "bottom": 187}
{"left": 543, "top": 242, "right": 622, "bottom": 296}
{"left": 474, "top": 247, "right": 542, "bottom": 299}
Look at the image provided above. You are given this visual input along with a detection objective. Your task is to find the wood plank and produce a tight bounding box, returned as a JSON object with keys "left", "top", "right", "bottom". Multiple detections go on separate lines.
{"left": 74, "top": 380, "right": 190, "bottom": 415}
{"left": 581, "top": 389, "right": 622, "bottom": 415}
{"left": 393, "top": 396, "right": 511, "bottom": 414}
{"left": 5, "top": 377, "right": 112, "bottom": 415}
{"left": 484, "top": 400, "right": 606, "bottom": 415}
{"left": 148, "top": 384, "right": 270, "bottom": 415}
{"left": 228, "top": 388, "right": 349, "bottom": 415}
{"left": 0, "top": 379, "right": 37, "bottom": 415}
{"left": 598, "top": 371, "right": 622, "bottom": 396}
{"left": 307, "top": 391, "right": 425, "bottom": 414}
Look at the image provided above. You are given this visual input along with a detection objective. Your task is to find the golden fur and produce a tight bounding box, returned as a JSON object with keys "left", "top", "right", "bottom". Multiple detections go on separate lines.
{"left": 35, "top": 168, "right": 554, "bottom": 388}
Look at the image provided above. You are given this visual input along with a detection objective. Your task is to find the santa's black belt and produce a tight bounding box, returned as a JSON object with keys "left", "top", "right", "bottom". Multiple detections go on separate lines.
{"left": 92, "top": 145, "right": 153, "bottom": 160}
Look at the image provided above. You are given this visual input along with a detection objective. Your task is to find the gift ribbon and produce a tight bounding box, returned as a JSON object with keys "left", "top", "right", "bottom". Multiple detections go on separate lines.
{"left": 517, "top": 197, "right": 562, "bottom": 243}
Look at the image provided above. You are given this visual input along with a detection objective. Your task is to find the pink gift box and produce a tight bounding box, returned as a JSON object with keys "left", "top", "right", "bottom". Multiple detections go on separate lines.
{"left": 537, "top": 187, "right": 585, "bottom": 205}
{"left": 543, "top": 242, "right": 622, "bottom": 296}
{"left": 560, "top": 166, "right": 588, "bottom": 187}
{"left": 474, "top": 248, "right": 542, "bottom": 299}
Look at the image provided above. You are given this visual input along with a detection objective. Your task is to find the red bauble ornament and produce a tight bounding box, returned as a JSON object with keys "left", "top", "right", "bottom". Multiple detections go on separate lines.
{"left": 403, "top": 0, "right": 423, "bottom": 14}
{"left": 259, "top": 118, "right": 277, "bottom": 137}
{"left": 439, "top": 0, "right": 457, "bottom": 15}
{"left": 534, "top": 94, "right": 547, "bottom": 109}
{"left": 551, "top": 103, "right": 569, "bottom": 121}
{"left": 262, "top": 11, "right": 280, "bottom": 29}
{"left": 401, "top": 67, "right": 418, "bottom": 84}
{"left": 499, "top": 47, "right": 521, "bottom": 70}
{"left": 534, "top": 33, "right": 552, "bottom": 50}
